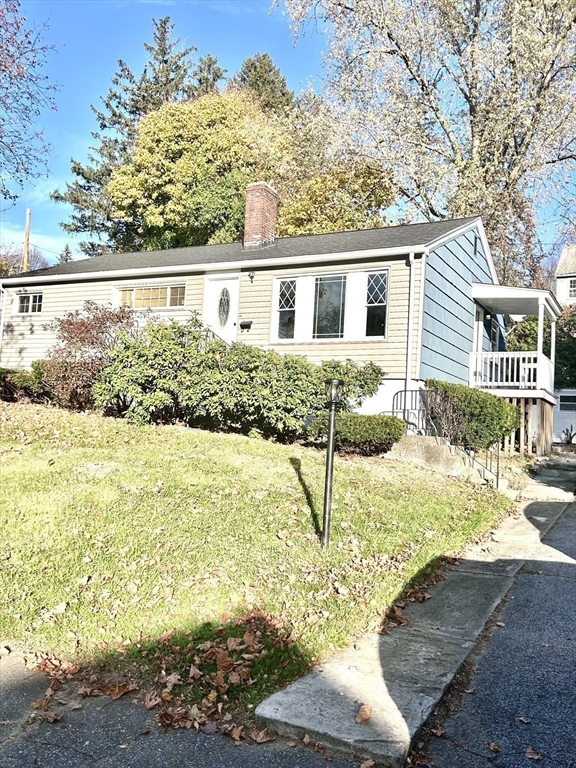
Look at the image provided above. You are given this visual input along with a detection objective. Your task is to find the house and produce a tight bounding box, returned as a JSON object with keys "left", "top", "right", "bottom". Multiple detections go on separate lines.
{"left": 553, "top": 245, "right": 576, "bottom": 442}
{"left": 0, "top": 182, "right": 562, "bottom": 453}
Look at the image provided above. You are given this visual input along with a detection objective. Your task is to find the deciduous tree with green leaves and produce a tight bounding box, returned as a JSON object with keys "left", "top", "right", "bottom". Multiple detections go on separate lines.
{"left": 106, "top": 90, "right": 395, "bottom": 248}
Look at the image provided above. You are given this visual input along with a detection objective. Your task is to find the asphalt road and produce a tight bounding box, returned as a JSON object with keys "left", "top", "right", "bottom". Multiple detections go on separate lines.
{"left": 425, "top": 497, "right": 576, "bottom": 768}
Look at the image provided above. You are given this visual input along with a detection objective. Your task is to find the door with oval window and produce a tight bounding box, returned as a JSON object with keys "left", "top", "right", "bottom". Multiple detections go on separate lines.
{"left": 202, "top": 273, "right": 240, "bottom": 344}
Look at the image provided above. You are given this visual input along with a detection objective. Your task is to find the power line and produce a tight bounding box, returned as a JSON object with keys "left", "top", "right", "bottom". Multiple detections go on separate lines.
{"left": 29, "top": 243, "right": 63, "bottom": 257}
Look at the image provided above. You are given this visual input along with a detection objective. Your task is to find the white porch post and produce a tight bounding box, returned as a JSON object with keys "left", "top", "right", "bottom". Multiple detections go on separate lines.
{"left": 537, "top": 298, "right": 545, "bottom": 356}
{"left": 550, "top": 319, "right": 556, "bottom": 367}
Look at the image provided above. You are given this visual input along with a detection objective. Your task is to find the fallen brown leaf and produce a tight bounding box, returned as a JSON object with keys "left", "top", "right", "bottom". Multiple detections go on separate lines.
{"left": 495, "top": 621, "right": 505, "bottom": 627}
{"left": 355, "top": 704, "right": 372, "bottom": 724}
{"left": 163, "top": 673, "right": 183, "bottom": 692}
{"left": 104, "top": 683, "right": 138, "bottom": 700}
{"left": 360, "top": 760, "right": 375, "bottom": 768}
{"left": 488, "top": 742, "right": 502, "bottom": 753}
{"left": 38, "top": 710, "right": 61, "bottom": 723}
{"left": 526, "top": 747, "right": 542, "bottom": 760}
{"left": 250, "top": 727, "right": 274, "bottom": 743}
{"left": 144, "top": 692, "right": 162, "bottom": 710}
{"left": 302, "top": 732, "right": 311, "bottom": 745}
{"left": 231, "top": 725, "right": 244, "bottom": 742}
{"left": 188, "top": 664, "right": 202, "bottom": 682}
{"left": 430, "top": 727, "right": 445, "bottom": 737}
{"left": 518, "top": 716, "right": 531, "bottom": 724}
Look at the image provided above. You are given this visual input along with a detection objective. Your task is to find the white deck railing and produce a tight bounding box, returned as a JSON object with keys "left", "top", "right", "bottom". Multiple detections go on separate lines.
{"left": 469, "top": 351, "right": 554, "bottom": 392}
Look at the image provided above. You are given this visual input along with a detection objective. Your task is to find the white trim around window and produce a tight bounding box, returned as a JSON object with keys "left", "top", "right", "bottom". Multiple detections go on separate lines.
{"left": 270, "top": 267, "right": 389, "bottom": 344}
{"left": 14, "top": 292, "right": 43, "bottom": 314}
{"left": 115, "top": 283, "right": 186, "bottom": 310}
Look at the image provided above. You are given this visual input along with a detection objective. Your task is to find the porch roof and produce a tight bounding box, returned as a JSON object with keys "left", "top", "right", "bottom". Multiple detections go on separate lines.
{"left": 471, "top": 283, "right": 562, "bottom": 322}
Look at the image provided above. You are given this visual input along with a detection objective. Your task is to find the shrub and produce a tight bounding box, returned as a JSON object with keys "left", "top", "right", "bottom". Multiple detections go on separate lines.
{"left": 93, "top": 318, "right": 385, "bottom": 439}
{"left": 308, "top": 411, "right": 405, "bottom": 455}
{"left": 42, "top": 302, "right": 140, "bottom": 410}
{"left": 425, "top": 379, "right": 521, "bottom": 449}
{"left": 0, "top": 361, "right": 51, "bottom": 403}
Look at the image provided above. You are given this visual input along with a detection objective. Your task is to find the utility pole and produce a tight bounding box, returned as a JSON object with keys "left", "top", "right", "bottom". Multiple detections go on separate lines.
{"left": 22, "top": 208, "right": 31, "bottom": 273}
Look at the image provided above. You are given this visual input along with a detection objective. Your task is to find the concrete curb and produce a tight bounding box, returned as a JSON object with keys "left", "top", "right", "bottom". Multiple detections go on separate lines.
{"left": 256, "top": 481, "right": 574, "bottom": 766}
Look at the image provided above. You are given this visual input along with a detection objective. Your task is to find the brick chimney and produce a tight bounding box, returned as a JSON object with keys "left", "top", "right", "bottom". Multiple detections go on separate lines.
{"left": 243, "top": 181, "right": 278, "bottom": 248}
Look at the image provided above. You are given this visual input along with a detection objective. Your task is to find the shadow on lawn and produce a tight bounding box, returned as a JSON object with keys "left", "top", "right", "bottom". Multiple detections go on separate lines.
{"left": 289, "top": 457, "right": 321, "bottom": 538}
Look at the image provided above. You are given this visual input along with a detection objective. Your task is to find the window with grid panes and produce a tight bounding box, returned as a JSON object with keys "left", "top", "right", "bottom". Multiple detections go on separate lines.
{"left": 570, "top": 278, "right": 576, "bottom": 299}
{"left": 17, "top": 293, "right": 43, "bottom": 314}
{"left": 560, "top": 396, "right": 576, "bottom": 411}
{"left": 313, "top": 275, "right": 346, "bottom": 338}
{"left": 278, "top": 279, "right": 296, "bottom": 339}
{"left": 365, "top": 272, "right": 387, "bottom": 336}
{"left": 119, "top": 285, "right": 185, "bottom": 309}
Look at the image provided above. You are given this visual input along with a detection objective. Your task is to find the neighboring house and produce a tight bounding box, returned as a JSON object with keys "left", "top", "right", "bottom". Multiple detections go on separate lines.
{"left": 553, "top": 389, "right": 576, "bottom": 444}
{"left": 553, "top": 245, "right": 576, "bottom": 442}
{"left": 0, "top": 182, "right": 562, "bottom": 453}
{"left": 555, "top": 244, "right": 576, "bottom": 307}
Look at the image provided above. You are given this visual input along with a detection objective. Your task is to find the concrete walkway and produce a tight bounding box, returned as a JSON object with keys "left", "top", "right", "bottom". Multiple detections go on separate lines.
{"left": 256, "top": 457, "right": 576, "bottom": 767}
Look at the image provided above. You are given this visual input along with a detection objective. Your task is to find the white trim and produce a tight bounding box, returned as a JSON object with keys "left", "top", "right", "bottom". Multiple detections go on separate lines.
{"left": 405, "top": 252, "right": 416, "bottom": 390}
{"left": 414, "top": 251, "right": 427, "bottom": 378}
{"left": 472, "top": 282, "right": 562, "bottom": 320}
{"left": 14, "top": 291, "right": 43, "bottom": 315}
{"left": 477, "top": 387, "right": 557, "bottom": 405}
{"left": 269, "top": 266, "right": 390, "bottom": 345}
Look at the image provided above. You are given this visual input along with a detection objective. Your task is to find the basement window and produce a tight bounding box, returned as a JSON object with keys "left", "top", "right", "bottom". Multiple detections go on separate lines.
{"left": 17, "top": 293, "right": 43, "bottom": 314}
{"left": 570, "top": 279, "right": 576, "bottom": 299}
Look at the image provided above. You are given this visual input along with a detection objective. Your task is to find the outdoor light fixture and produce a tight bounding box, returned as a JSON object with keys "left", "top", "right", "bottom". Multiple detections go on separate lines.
{"left": 322, "top": 378, "right": 344, "bottom": 549}
{"left": 239, "top": 319, "right": 253, "bottom": 331}
{"left": 248, "top": 271, "right": 255, "bottom": 283}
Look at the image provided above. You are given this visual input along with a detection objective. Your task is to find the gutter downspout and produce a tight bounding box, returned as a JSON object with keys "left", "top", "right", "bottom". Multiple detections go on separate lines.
{"left": 405, "top": 252, "right": 416, "bottom": 404}
{"left": 0, "top": 284, "right": 7, "bottom": 367}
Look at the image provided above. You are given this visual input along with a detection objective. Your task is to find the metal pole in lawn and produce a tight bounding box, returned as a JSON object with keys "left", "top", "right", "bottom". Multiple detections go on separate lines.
{"left": 322, "top": 378, "right": 344, "bottom": 549}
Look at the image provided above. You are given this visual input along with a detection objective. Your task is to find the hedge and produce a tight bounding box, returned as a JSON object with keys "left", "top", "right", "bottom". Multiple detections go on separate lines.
{"left": 93, "top": 318, "right": 384, "bottom": 439}
{"left": 425, "top": 379, "right": 521, "bottom": 450}
{"left": 0, "top": 362, "right": 50, "bottom": 403}
{"left": 308, "top": 411, "right": 405, "bottom": 455}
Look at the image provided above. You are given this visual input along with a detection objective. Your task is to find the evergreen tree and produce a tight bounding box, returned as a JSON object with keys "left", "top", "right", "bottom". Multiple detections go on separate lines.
{"left": 52, "top": 17, "right": 197, "bottom": 256}
{"left": 58, "top": 244, "right": 73, "bottom": 263}
{"left": 192, "top": 54, "right": 226, "bottom": 97}
{"left": 232, "top": 53, "right": 293, "bottom": 112}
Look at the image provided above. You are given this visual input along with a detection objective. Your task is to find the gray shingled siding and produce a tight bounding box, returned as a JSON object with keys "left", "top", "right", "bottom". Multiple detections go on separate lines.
{"left": 420, "top": 228, "right": 494, "bottom": 384}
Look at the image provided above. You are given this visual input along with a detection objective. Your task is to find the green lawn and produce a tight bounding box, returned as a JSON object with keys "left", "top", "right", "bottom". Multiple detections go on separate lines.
{"left": 0, "top": 402, "right": 512, "bottom": 719}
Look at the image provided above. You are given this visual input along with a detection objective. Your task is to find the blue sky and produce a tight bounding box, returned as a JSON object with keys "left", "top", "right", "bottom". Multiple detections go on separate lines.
{"left": 0, "top": 0, "right": 324, "bottom": 263}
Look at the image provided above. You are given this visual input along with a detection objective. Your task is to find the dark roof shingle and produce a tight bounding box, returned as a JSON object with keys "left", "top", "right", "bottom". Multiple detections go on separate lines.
{"left": 9, "top": 217, "right": 479, "bottom": 281}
